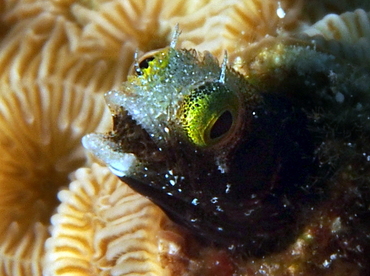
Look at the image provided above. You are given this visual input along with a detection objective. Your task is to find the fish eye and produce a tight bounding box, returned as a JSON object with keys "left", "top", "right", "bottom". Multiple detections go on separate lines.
{"left": 209, "top": 110, "right": 233, "bottom": 139}
{"left": 179, "top": 82, "right": 242, "bottom": 148}
{"left": 135, "top": 56, "right": 155, "bottom": 75}
{"left": 129, "top": 52, "right": 157, "bottom": 76}
{"left": 128, "top": 48, "right": 168, "bottom": 76}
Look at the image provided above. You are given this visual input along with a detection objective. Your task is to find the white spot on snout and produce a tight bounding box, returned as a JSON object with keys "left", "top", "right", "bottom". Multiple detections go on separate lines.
{"left": 276, "top": 2, "right": 286, "bottom": 18}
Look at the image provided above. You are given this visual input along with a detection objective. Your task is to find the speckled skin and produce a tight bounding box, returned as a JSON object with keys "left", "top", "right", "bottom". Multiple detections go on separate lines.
{"left": 84, "top": 36, "right": 370, "bottom": 258}
{"left": 83, "top": 23, "right": 370, "bottom": 274}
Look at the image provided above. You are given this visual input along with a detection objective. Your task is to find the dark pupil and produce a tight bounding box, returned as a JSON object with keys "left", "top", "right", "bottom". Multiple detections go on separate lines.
{"left": 136, "top": 56, "right": 155, "bottom": 75}
{"left": 210, "top": 110, "right": 233, "bottom": 139}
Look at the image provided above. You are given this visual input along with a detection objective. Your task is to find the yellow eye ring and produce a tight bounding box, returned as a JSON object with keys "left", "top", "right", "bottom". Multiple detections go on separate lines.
{"left": 179, "top": 81, "right": 243, "bottom": 148}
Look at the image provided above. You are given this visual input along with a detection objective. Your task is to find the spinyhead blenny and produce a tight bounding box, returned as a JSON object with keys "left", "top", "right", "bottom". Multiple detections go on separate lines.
{"left": 83, "top": 29, "right": 370, "bottom": 258}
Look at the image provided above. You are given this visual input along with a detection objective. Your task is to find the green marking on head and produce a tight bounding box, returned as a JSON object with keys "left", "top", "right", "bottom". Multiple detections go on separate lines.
{"left": 179, "top": 81, "right": 242, "bottom": 147}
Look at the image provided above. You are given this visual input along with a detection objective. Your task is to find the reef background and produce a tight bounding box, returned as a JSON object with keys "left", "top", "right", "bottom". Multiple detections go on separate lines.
{"left": 1, "top": 0, "right": 370, "bottom": 275}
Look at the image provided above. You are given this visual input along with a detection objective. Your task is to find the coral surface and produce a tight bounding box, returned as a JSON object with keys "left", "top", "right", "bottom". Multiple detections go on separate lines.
{"left": 0, "top": 0, "right": 370, "bottom": 275}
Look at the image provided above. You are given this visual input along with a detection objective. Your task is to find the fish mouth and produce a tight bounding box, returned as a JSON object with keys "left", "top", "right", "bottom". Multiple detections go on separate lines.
{"left": 110, "top": 108, "right": 166, "bottom": 162}
{"left": 82, "top": 106, "right": 166, "bottom": 177}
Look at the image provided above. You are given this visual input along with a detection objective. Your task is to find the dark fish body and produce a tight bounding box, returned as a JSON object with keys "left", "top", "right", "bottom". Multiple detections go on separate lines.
{"left": 83, "top": 37, "right": 370, "bottom": 259}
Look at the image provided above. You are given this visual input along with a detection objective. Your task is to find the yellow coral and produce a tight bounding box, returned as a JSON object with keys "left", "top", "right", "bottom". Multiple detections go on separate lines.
{"left": 1, "top": 0, "right": 370, "bottom": 275}
{"left": 44, "top": 164, "right": 169, "bottom": 276}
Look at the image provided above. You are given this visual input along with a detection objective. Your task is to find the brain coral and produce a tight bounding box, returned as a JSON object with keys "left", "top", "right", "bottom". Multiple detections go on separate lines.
{"left": 0, "top": 0, "right": 370, "bottom": 275}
